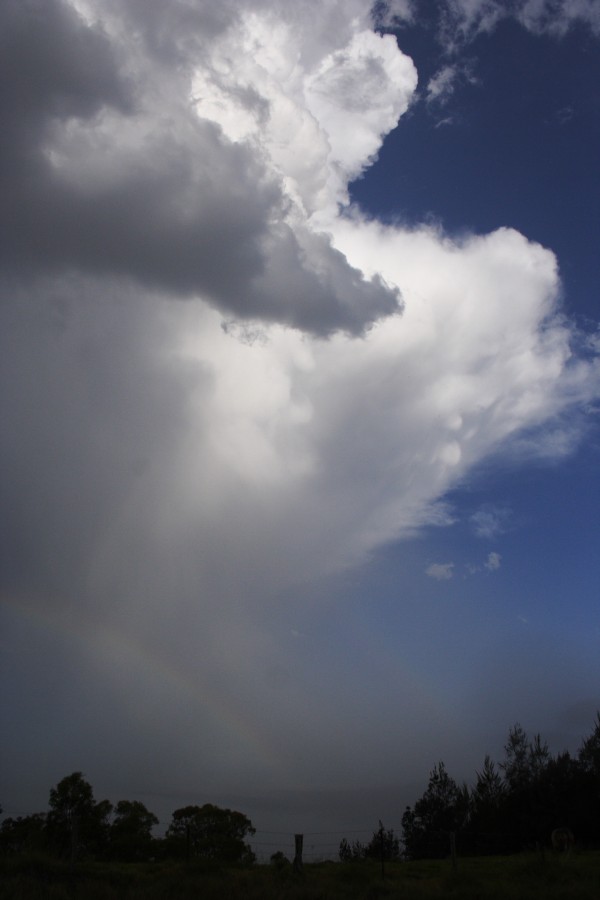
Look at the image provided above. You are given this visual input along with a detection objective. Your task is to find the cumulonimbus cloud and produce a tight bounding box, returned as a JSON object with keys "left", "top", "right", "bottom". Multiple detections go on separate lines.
{"left": 0, "top": 0, "right": 418, "bottom": 337}
{"left": 1, "top": 0, "right": 599, "bottom": 802}
{"left": 2, "top": 0, "right": 599, "bottom": 609}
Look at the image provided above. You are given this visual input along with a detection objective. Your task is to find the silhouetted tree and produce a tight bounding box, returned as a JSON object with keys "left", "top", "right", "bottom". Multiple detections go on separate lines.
{"left": 402, "top": 762, "right": 469, "bottom": 859}
{"left": 365, "top": 821, "right": 400, "bottom": 861}
{"left": 0, "top": 813, "right": 48, "bottom": 855}
{"left": 578, "top": 712, "right": 600, "bottom": 776}
{"left": 574, "top": 713, "right": 600, "bottom": 845}
{"left": 500, "top": 723, "right": 531, "bottom": 791}
{"left": 474, "top": 755, "right": 505, "bottom": 807}
{"left": 46, "top": 772, "right": 112, "bottom": 860}
{"left": 110, "top": 800, "right": 158, "bottom": 861}
{"left": 338, "top": 837, "right": 365, "bottom": 861}
{"left": 339, "top": 823, "right": 400, "bottom": 863}
{"left": 165, "top": 803, "right": 255, "bottom": 863}
{"left": 498, "top": 725, "right": 554, "bottom": 848}
{"left": 465, "top": 755, "right": 508, "bottom": 854}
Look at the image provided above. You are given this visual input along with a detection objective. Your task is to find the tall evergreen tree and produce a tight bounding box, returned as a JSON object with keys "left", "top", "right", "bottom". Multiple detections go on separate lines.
{"left": 578, "top": 712, "right": 600, "bottom": 776}
{"left": 402, "top": 762, "right": 469, "bottom": 859}
{"left": 466, "top": 755, "right": 508, "bottom": 853}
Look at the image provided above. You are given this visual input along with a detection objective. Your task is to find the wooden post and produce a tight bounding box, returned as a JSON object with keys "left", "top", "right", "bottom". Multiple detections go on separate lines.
{"left": 450, "top": 831, "right": 457, "bottom": 871}
{"left": 293, "top": 834, "right": 303, "bottom": 873}
{"left": 70, "top": 813, "right": 78, "bottom": 872}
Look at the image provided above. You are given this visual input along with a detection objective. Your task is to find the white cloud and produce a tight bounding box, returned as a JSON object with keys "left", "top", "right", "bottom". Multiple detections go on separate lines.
{"left": 439, "top": 0, "right": 600, "bottom": 48}
{"left": 425, "top": 65, "right": 459, "bottom": 105}
{"left": 471, "top": 506, "right": 511, "bottom": 539}
{"left": 517, "top": 0, "right": 600, "bottom": 36}
{"left": 485, "top": 552, "right": 502, "bottom": 571}
{"left": 372, "top": 0, "right": 415, "bottom": 28}
{"left": 439, "top": 0, "right": 504, "bottom": 48}
{"left": 427, "top": 65, "right": 459, "bottom": 104}
{"left": 426, "top": 60, "right": 479, "bottom": 113}
{"left": 426, "top": 562, "right": 455, "bottom": 580}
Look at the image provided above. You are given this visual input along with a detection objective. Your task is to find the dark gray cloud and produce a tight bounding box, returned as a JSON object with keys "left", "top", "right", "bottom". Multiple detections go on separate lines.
{"left": 0, "top": 0, "right": 130, "bottom": 128}
{"left": 0, "top": 277, "right": 203, "bottom": 602}
{"left": 0, "top": 0, "right": 400, "bottom": 336}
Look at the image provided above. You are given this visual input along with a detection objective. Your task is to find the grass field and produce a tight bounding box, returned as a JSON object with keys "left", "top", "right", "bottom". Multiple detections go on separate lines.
{"left": 1, "top": 851, "right": 600, "bottom": 898}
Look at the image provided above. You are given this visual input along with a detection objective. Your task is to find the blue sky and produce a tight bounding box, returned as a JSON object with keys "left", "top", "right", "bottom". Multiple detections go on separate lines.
{"left": 1, "top": 0, "right": 599, "bottom": 854}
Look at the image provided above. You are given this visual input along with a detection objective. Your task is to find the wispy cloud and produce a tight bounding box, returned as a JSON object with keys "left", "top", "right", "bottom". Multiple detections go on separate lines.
{"left": 428, "top": 552, "right": 501, "bottom": 581}
{"left": 439, "top": 0, "right": 600, "bottom": 50}
{"left": 426, "top": 562, "right": 455, "bottom": 580}
{"left": 426, "top": 61, "right": 478, "bottom": 107}
{"left": 427, "top": 65, "right": 459, "bottom": 105}
{"left": 470, "top": 506, "right": 512, "bottom": 539}
{"left": 485, "top": 551, "right": 502, "bottom": 571}
{"left": 372, "top": 0, "right": 415, "bottom": 28}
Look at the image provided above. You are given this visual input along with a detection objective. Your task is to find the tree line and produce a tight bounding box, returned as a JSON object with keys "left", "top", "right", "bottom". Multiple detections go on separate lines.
{"left": 3, "top": 714, "right": 599, "bottom": 866}
{"left": 0, "top": 773, "right": 255, "bottom": 864}
{"left": 339, "top": 714, "right": 600, "bottom": 861}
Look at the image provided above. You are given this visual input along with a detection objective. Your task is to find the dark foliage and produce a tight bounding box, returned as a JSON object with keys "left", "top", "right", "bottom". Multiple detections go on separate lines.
{"left": 0, "top": 813, "right": 48, "bottom": 855}
{"left": 400, "top": 715, "right": 600, "bottom": 860}
{"left": 401, "top": 762, "right": 470, "bottom": 859}
{"left": 339, "top": 822, "right": 400, "bottom": 862}
{"left": 46, "top": 772, "right": 113, "bottom": 860}
{"left": 110, "top": 800, "right": 159, "bottom": 862}
{"left": 2, "top": 714, "right": 600, "bottom": 869}
{"left": 0, "top": 775, "right": 255, "bottom": 866}
{"left": 165, "top": 803, "right": 256, "bottom": 863}
{"left": 338, "top": 837, "right": 366, "bottom": 861}
{"left": 365, "top": 822, "right": 401, "bottom": 861}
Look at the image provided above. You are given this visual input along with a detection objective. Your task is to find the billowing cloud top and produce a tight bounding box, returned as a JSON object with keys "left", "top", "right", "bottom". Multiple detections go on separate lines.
{"left": 0, "top": 0, "right": 420, "bottom": 336}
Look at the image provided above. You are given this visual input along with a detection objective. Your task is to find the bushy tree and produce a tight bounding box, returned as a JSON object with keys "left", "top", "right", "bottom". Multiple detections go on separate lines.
{"left": 338, "top": 837, "right": 365, "bottom": 861}
{"left": 110, "top": 800, "right": 158, "bottom": 861}
{"left": 165, "top": 803, "right": 255, "bottom": 863}
{"left": 339, "top": 823, "right": 400, "bottom": 863}
{"left": 0, "top": 813, "right": 48, "bottom": 855}
{"left": 46, "top": 772, "right": 112, "bottom": 860}
{"left": 364, "top": 821, "right": 400, "bottom": 861}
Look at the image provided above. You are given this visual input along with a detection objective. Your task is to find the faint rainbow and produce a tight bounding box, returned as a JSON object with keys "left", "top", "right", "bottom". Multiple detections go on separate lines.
{"left": 2, "top": 592, "right": 285, "bottom": 778}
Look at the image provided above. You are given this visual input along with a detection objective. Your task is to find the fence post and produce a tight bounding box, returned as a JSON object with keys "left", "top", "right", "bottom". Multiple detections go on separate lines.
{"left": 293, "top": 834, "right": 303, "bottom": 873}
{"left": 450, "top": 831, "right": 457, "bottom": 871}
{"left": 70, "top": 813, "right": 78, "bottom": 872}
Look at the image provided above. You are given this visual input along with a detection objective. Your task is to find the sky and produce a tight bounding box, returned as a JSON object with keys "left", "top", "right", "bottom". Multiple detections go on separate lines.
{"left": 1, "top": 0, "right": 599, "bottom": 860}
